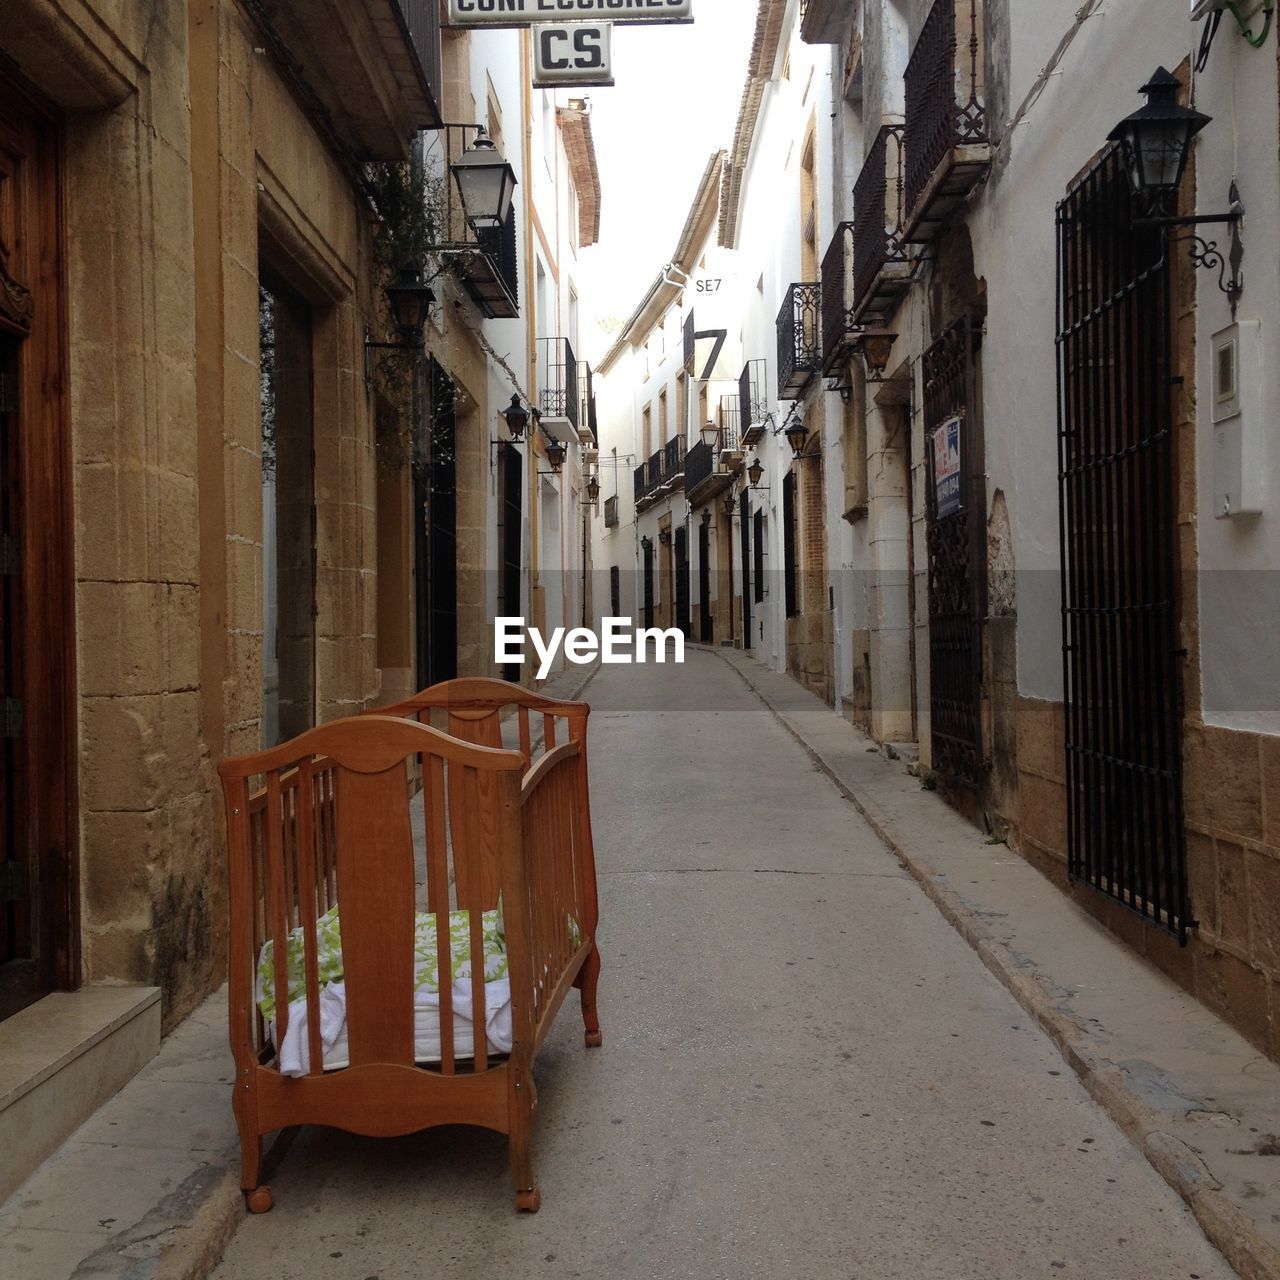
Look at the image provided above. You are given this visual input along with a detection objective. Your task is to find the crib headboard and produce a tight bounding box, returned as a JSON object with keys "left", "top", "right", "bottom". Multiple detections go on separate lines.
{"left": 219, "top": 716, "right": 524, "bottom": 1075}
{"left": 373, "top": 677, "right": 590, "bottom": 770}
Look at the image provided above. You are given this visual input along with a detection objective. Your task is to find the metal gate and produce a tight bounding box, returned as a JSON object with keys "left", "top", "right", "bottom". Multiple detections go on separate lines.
{"left": 698, "top": 521, "right": 712, "bottom": 642}
{"left": 924, "top": 315, "right": 986, "bottom": 787}
{"left": 1056, "top": 145, "right": 1188, "bottom": 940}
{"left": 674, "top": 526, "right": 691, "bottom": 637}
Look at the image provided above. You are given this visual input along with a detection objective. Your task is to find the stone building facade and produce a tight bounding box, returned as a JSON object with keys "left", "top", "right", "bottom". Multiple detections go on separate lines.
{"left": 0, "top": 0, "right": 599, "bottom": 1194}
{"left": 593, "top": 0, "right": 1280, "bottom": 1063}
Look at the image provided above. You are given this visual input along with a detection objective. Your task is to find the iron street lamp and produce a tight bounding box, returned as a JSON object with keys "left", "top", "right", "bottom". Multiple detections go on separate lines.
{"left": 858, "top": 330, "right": 898, "bottom": 383}
{"left": 722, "top": 492, "right": 737, "bottom": 518}
{"left": 641, "top": 535, "right": 653, "bottom": 551}
{"left": 1109, "top": 67, "right": 1244, "bottom": 308}
{"left": 585, "top": 473, "right": 601, "bottom": 504}
{"left": 659, "top": 528, "right": 672, "bottom": 546}
{"left": 1107, "top": 68, "right": 1209, "bottom": 203}
{"left": 366, "top": 263, "right": 434, "bottom": 351}
{"left": 785, "top": 418, "right": 810, "bottom": 459}
{"left": 544, "top": 440, "right": 567, "bottom": 474}
{"left": 748, "top": 457, "right": 764, "bottom": 488}
{"left": 452, "top": 128, "right": 518, "bottom": 229}
{"left": 700, "top": 510, "right": 712, "bottom": 528}
{"left": 503, "top": 394, "right": 529, "bottom": 442}
{"left": 700, "top": 419, "right": 720, "bottom": 450}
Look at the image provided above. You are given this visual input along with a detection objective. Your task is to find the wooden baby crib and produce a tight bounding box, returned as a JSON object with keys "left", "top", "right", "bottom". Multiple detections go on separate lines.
{"left": 218, "top": 693, "right": 601, "bottom": 1215}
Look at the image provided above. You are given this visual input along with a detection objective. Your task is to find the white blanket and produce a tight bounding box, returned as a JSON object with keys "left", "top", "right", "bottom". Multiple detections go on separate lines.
{"left": 273, "top": 975, "right": 514, "bottom": 1077}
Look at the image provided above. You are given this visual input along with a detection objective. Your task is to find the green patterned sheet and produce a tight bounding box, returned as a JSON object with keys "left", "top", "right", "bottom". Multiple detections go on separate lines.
{"left": 257, "top": 904, "right": 507, "bottom": 1023}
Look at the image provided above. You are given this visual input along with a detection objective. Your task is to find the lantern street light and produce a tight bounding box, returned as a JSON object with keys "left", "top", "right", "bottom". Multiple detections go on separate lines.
{"left": 544, "top": 441, "right": 567, "bottom": 474}
{"left": 366, "top": 263, "right": 434, "bottom": 352}
{"left": 1108, "top": 67, "right": 1244, "bottom": 309}
{"left": 1107, "top": 68, "right": 1209, "bottom": 204}
{"left": 503, "top": 395, "right": 529, "bottom": 442}
{"left": 700, "top": 419, "right": 720, "bottom": 450}
{"left": 785, "top": 418, "right": 810, "bottom": 459}
{"left": 859, "top": 330, "right": 898, "bottom": 382}
{"left": 586, "top": 473, "right": 601, "bottom": 504}
{"left": 748, "top": 457, "right": 765, "bottom": 489}
{"left": 451, "top": 128, "right": 518, "bottom": 230}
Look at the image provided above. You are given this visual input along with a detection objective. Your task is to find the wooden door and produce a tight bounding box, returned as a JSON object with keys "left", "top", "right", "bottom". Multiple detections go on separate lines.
{"left": 0, "top": 72, "right": 76, "bottom": 1020}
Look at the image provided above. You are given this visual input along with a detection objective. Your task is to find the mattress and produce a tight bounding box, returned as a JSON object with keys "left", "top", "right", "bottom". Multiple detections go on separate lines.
{"left": 257, "top": 905, "right": 514, "bottom": 1077}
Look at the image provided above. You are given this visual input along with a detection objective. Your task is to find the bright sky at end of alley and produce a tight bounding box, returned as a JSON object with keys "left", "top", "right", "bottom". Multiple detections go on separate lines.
{"left": 574, "top": 0, "right": 754, "bottom": 361}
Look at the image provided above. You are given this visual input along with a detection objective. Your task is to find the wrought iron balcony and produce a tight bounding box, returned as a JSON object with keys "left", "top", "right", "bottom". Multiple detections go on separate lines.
{"left": 579, "top": 362, "right": 598, "bottom": 446}
{"left": 634, "top": 437, "right": 690, "bottom": 513}
{"left": 820, "top": 222, "right": 855, "bottom": 374}
{"left": 902, "top": 0, "right": 990, "bottom": 243}
{"left": 264, "top": 0, "right": 442, "bottom": 159}
{"left": 536, "top": 337, "right": 579, "bottom": 438}
{"left": 717, "top": 396, "right": 743, "bottom": 464}
{"left": 604, "top": 495, "right": 619, "bottom": 528}
{"left": 853, "top": 124, "right": 913, "bottom": 324}
{"left": 777, "top": 283, "right": 822, "bottom": 400}
{"left": 739, "top": 359, "right": 768, "bottom": 447}
{"left": 685, "top": 430, "right": 738, "bottom": 509}
{"left": 430, "top": 126, "right": 519, "bottom": 319}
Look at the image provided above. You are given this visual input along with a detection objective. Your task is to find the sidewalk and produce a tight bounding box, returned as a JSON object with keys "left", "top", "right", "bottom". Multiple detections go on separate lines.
{"left": 0, "top": 664, "right": 600, "bottom": 1280}
{"left": 715, "top": 646, "right": 1280, "bottom": 1280}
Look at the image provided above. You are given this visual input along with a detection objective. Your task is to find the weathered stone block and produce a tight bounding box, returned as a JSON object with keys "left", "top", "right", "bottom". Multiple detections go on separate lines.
{"left": 1217, "top": 838, "right": 1250, "bottom": 952}
{"left": 1247, "top": 849, "right": 1280, "bottom": 975}
{"left": 1195, "top": 947, "right": 1271, "bottom": 1054}
{"left": 1184, "top": 721, "right": 1263, "bottom": 843}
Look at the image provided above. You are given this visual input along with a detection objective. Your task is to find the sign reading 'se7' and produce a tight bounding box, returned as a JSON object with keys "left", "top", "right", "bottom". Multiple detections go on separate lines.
{"left": 447, "top": 0, "right": 692, "bottom": 27}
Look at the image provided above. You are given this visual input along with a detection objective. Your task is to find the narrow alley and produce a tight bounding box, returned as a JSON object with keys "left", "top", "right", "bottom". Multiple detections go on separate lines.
{"left": 211, "top": 652, "right": 1236, "bottom": 1280}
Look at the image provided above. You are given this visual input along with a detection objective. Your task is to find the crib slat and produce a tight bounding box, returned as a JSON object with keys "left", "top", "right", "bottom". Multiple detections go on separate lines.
{"left": 295, "top": 758, "right": 324, "bottom": 1077}
{"left": 265, "top": 771, "right": 290, "bottom": 1056}
{"left": 468, "top": 901, "right": 487, "bottom": 1072}
{"left": 427, "top": 757, "right": 453, "bottom": 1074}
{"left": 543, "top": 713, "right": 556, "bottom": 751}
{"left": 518, "top": 705, "right": 532, "bottom": 769}
{"left": 463, "top": 765, "right": 489, "bottom": 1070}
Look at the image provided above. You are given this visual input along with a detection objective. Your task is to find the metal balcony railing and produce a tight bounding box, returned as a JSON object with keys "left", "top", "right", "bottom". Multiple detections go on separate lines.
{"left": 852, "top": 125, "right": 912, "bottom": 321}
{"left": 820, "top": 221, "right": 855, "bottom": 373}
{"left": 664, "top": 436, "right": 686, "bottom": 481}
{"left": 396, "top": 0, "right": 442, "bottom": 112}
{"left": 776, "top": 283, "right": 822, "bottom": 400}
{"left": 645, "top": 449, "right": 664, "bottom": 492}
{"left": 537, "top": 337, "right": 579, "bottom": 431}
{"left": 577, "top": 361, "right": 598, "bottom": 445}
{"left": 633, "top": 465, "right": 646, "bottom": 504}
{"left": 430, "top": 125, "right": 519, "bottom": 318}
{"left": 604, "top": 495, "right": 619, "bottom": 528}
{"left": 717, "top": 395, "right": 742, "bottom": 457}
{"left": 739, "top": 359, "right": 768, "bottom": 445}
{"left": 903, "top": 0, "right": 989, "bottom": 241}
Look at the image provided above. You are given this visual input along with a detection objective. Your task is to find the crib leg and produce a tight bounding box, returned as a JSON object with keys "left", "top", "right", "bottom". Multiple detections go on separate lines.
{"left": 239, "top": 1132, "right": 273, "bottom": 1213}
{"left": 579, "top": 945, "right": 603, "bottom": 1049}
{"left": 509, "top": 1068, "right": 540, "bottom": 1213}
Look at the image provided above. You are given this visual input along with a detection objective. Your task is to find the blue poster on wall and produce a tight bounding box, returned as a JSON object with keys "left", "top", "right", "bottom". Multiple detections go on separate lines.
{"left": 932, "top": 415, "right": 963, "bottom": 518}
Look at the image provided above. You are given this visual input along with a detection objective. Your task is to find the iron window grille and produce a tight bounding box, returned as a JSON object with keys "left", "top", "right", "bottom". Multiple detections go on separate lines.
{"left": 537, "top": 337, "right": 579, "bottom": 431}
{"left": 852, "top": 124, "right": 912, "bottom": 322}
{"left": 902, "top": 0, "right": 989, "bottom": 242}
{"left": 777, "top": 283, "right": 823, "bottom": 400}
{"left": 1056, "top": 143, "right": 1190, "bottom": 942}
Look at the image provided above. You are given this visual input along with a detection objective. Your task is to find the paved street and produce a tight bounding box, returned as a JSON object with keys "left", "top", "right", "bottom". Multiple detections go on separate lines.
{"left": 213, "top": 652, "right": 1236, "bottom": 1280}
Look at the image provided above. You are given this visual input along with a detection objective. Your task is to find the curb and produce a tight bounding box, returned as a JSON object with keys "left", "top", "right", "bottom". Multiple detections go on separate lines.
{"left": 717, "top": 649, "right": 1280, "bottom": 1280}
